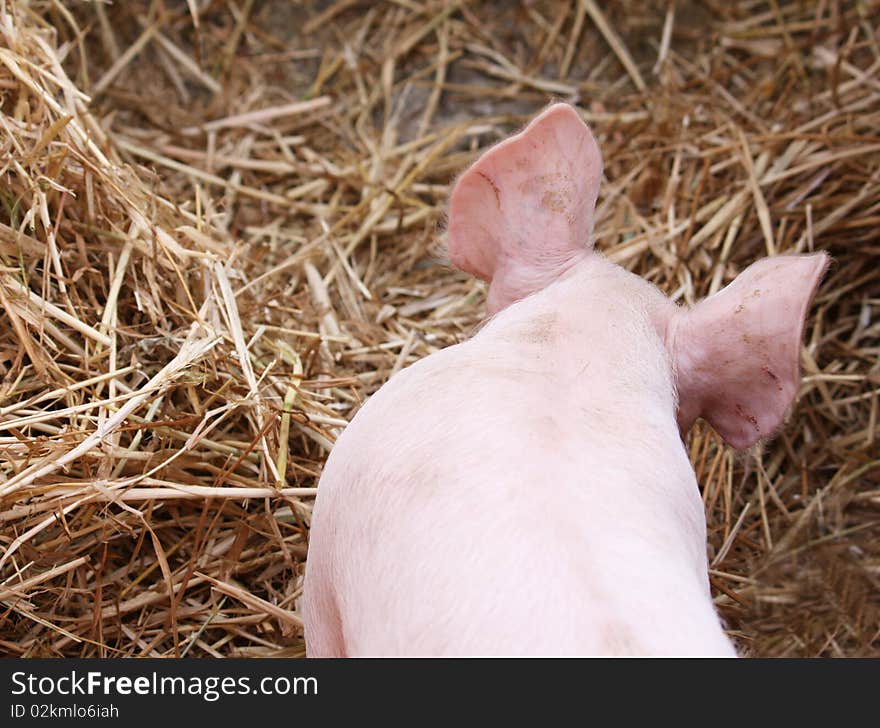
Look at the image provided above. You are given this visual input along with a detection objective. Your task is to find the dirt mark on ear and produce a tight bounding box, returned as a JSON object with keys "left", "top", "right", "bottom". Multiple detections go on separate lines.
{"left": 476, "top": 171, "right": 501, "bottom": 208}
{"left": 541, "top": 189, "right": 568, "bottom": 213}
{"left": 761, "top": 365, "right": 783, "bottom": 391}
{"left": 735, "top": 403, "right": 760, "bottom": 431}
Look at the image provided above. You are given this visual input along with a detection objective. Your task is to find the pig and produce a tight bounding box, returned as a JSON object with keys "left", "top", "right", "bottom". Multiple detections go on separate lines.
{"left": 301, "top": 103, "right": 829, "bottom": 656}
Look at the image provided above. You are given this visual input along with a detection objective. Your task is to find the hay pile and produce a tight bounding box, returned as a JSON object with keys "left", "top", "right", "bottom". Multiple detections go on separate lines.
{"left": 0, "top": 0, "right": 877, "bottom": 657}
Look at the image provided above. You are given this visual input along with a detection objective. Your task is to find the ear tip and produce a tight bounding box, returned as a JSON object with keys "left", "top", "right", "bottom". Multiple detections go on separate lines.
{"left": 811, "top": 250, "right": 832, "bottom": 277}
{"left": 748, "top": 251, "right": 830, "bottom": 299}
{"left": 792, "top": 250, "right": 832, "bottom": 278}
{"left": 539, "top": 102, "right": 582, "bottom": 120}
{"left": 796, "top": 249, "right": 830, "bottom": 267}
{"left": 799, "top": 251, "right": 832, "bottom": 307}
{"left": 531, "top": 102, "right": 593, "bottom": 137}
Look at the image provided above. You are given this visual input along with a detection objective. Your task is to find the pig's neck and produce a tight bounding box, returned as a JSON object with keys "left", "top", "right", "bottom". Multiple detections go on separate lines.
{"left": 480, "top": 253, "right": 679, "bottom": 422}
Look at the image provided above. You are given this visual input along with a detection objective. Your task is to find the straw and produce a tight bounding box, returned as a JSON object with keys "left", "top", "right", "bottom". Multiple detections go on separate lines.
{"left": 0, "top": 0, "right": 877, "bottom": 657}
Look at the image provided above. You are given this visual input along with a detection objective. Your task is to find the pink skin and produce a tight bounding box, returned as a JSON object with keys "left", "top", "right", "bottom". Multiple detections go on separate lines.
{"left": 302, "top": 104, "right": 829, "bottom": 656}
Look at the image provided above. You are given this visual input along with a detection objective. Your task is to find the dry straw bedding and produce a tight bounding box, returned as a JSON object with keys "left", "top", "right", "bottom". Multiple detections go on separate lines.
{"left": 0, "top": 0, "right": 877, "bottom": 657}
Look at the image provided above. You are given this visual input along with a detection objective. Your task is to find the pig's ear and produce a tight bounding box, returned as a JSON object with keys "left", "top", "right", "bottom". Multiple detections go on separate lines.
{"left": 672, "top": 253, "right": 829, "bottom": 450}
{"left": 447, "top": 103, "right": 603, "bottom": 312}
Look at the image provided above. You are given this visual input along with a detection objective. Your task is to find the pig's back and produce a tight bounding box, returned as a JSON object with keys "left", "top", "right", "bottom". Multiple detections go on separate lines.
{"left": 303, "top": 341, "right": 732, "bottom": 656}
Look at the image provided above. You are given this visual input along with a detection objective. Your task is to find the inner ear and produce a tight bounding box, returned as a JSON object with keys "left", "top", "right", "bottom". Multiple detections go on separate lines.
{"left": 672, "top": 253, "right": 829, "bottom": 449}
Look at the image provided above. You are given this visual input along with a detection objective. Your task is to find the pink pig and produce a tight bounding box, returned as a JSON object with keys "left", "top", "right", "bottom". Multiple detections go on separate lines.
{"left": 302, "top": 103, "right": 828, "bottom": 656}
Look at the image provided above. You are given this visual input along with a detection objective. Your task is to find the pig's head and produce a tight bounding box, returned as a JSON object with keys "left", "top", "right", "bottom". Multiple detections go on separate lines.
{"left": 447, "top": 103, "right": 829, "bottom": 450}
